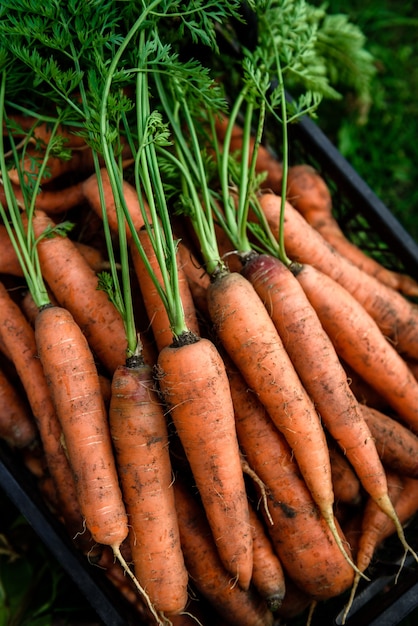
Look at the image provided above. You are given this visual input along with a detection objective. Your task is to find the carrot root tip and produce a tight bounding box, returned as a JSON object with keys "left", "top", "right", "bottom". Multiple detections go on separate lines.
{"left": 112, "top": 544, "right": 166, "bottom": 626}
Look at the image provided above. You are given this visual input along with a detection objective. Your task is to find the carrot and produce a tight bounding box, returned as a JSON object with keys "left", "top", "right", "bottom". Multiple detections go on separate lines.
{"left": 342, "top": 359, "right": 390, "bottom": 411}
{"left": 130, "top": 227, "right": 200, "bottom": 351}
{"left": 225, "top": 358, "right": 355, "bottom": 599}
{"left": 29, "top": 210, "right": 128, "bottom": 375}
{"left": 274, "top": 577, "right": 312, "bottom": 622}
{"left": 173, "top": 478, "right": 274, "bottom": 626}
{"left": 0, "top": 177, "right": 86, "bottom": 215}
{"left": 0, "top": 224, "right": 108, "bottom": 277}
{"left": 0, "top": 282, "right": 92, "bottom": 551}
{"left": 286, "top": 163, "right": 418, "bottom": 297}
{"left": 360, "top": 405, "right": 418, "bottom": 478}
{"left": 156, "top": 333, "right": 253, "bottom": 591}
{"left": 35, "top": 304, "right": 129, "bottom": 550}
{"left": 240, "top": 253, "right": 398, "bottom": 518}
{"left": 94, "top": 545, "right": 155, "bottom": 623}
{"left": 328, "top": 443, "right": 362, "bottom": 508}
{"left": 206, "top": 269, "right": 358, "bottom": 576}
{"left": 3, "top": 113, "right": 88, "bottom": 149}
{"left": 255, "top": 192, "right": 418, "bottom": 361}
{"left": 292, "top": 261, "right": 418, "bottom": 436}
{"left": 342, "top": 471, "right": 405, "bottom": 624}
{"left": 109, "top": 354, "right": 188, "bottom": 616}
{"left": 8, "top": 144, "right": 95, "bottom": 187}
{"left": 81, "top": 168, "right": 146, "bottom": 240}
{"left": 0, "top": 364, "right": 38, "bottom": 449}
{"left": 0, "top": 223, "right": 27, "bottom": 276}
{"left": 176, "top": 239, "right": 211, "bottom": 318}
{"left": 247, "top": 502, "right": 286, "bottom": 611}
{"left": 389, "top": 477, "right": 418, "bottom": 531}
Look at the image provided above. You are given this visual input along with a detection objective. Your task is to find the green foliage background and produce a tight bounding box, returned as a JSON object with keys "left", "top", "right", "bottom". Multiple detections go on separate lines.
{"left": 311, "top": 0, "right": 418, "bottom": 243}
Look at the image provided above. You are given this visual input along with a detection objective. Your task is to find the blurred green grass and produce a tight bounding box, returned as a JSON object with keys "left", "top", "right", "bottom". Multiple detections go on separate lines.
{"left": 311, "top": 0, "right": 418, "bottom": 243}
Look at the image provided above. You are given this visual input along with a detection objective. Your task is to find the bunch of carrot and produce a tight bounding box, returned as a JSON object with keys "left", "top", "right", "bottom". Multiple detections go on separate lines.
{"left": 1, "top": 95, "right": 418, "bottom": 626}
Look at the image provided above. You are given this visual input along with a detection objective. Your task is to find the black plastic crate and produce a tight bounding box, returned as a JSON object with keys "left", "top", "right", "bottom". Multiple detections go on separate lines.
{"left": 1, "top": 111, "right": 418, "bottom": 626}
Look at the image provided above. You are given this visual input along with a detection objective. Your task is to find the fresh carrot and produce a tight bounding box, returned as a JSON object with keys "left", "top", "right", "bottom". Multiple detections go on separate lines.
{"left": 29, "top": 210, "right": 128, "bottom": 375}
{"left": 0, "top": 223, "right": 108, "bottom": 277}
{"left": 341, "top": 359, "right": 390, "bottom": 411}
{"left": 130, "top": 227, "right": 200, "bottom": 351}
{"left": 225, "top": 356, "right": 355, "bottom": 599}
{"left": 341, "top": 470, "right": 405, "bottom": 624}
{"left": 157, "top": 333, "right": 253, "bottom": 590}
{"left": 176, "top": 239, "right": 211, "bottom": 318}
{"left": 94, "top": 545, "right": 155, "bottom": 622}
{"left": 173, "top": 478, "right": 274, "bottom": 626}
{"left": 255, "top": 192, "right": 418, "bottom": 361}
{"left": 81, "top": 168, "right": 146, "bottom": 240}
{"left": 247, "top": 502, "right": 286, "bottom": 611}
{"left": 207, "top": 269, "right": 358, "bottom": 576}
{"left": 0, "top": 223, "right": 26, "bottom": 276}
{"left": 8, "top": 147, "right": 89, "bottom": 187}
{"left": 0, "top": 363, "right": 37, "bottom": 449}
{"left": 35, "top": 303, "right": 129, "bottom": 551}
{"left": 360, "top": 404, "right": 418, "bottom": 478}
{"left": 240, "top": 253, "right": 396, "bottom": 518}
{"left": 328, "top": 442, "right": 362, "bottom": 508}
{"left": 124, "top": 60, "right": 254, "bottom": 592}
{"left": 0, "top": 282, "right": 92, "bottom": 550}
{"left": 3, "top": 113, "right": 87, "bottom": 149}
{"left": 274, "top": 577, "right": 312, "bottom": 622}
{"left": 292, "top": 261, "right": 418, "bottom": 436}
{"left": 286, "top": 163, "right": 418, "bottom": 297}
{"left": 109, "top": 353, "right": 189, "bottom": 616}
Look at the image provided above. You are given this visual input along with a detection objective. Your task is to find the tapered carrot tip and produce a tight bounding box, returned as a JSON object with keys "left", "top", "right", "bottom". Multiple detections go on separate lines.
{"left": 377, "top": 494, "right": 418, "bottom": 564}
{"left": 322, "top": 507, "right": 370, "bottom": 582}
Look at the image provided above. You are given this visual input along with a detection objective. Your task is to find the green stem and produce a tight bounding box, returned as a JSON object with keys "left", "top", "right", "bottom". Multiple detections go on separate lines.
{"left": 96, "top": 1, "right": 165, "bottom": 355}
{"left": 0, "top": 71, "right": 51, "bottom": 308}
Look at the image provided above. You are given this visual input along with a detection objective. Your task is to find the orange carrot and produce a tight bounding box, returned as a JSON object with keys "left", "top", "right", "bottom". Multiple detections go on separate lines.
{"left": 8, "top": 145, "right": 93, "bottom": 187}
{"left": 0, "top": 224, "right": 108, "bottom": 278}
{"left": 206, "top": 269, "right": 357, "bottom": 574}
{"left": 109, "top": 355, "right": 188, "bottom": 616}
{"left": 274, "top": 577, "right": 312, "bottom": 622}
{"left": 0, "top": 364, "right": 37, "bottom": 449}
{"left": 286, "top": 163, "right": 418, "bottom": 297}
{"left": 0, "top": 178, "right": 86, "bottom": 215}
{"left": 256, "top": 192, "right": 418, "bottom": 361}
{"left": 360, "top": 405, "right": 418, "bottom": 478}
{"left": 225, "top": 359, "right": 355, "bottom": 600}
{"left": 0, "top": 282, "right": 92, "bottom": 549}
{"left": 176, "top": 240, "right": 211, "bottom": 318}
{"left": 342, "top": 359, "right": 390, "bottom": 411}
{"left": 130, "top": 227, "right": 200, "bottom": 351}
{"left": 157, "top": 333, "right": 253, "bottom": 591}
{"left": 29, "top": 210, "right": 128, "bottom": 375}
{"left": 3, "top": 114, "right": 88, "bottom": 149}
{"left": 241, "top": 253, "right": 395, "bottom": 517}
{"left": 0, "top": 224, "right": 26, "bottom": 276}
{"left": 292, "top": 261, "right": 418, "bottom": 436}
{"left": 328, "top": 443, "right": 362, "bottom": 508}
{"left": 248, "top": 503, "right": 286, "bottom": 611}
{"left": 173, "top": 478, "right": 274, "bottom": 626}
{"left": 35, "top": 303, "right": 129, "bottom": 551}
{"left": 342, "top": 471, "right": 405, "bottom": 623}
{"left": 81, "top": 168, "right": 146, "bottom": 240}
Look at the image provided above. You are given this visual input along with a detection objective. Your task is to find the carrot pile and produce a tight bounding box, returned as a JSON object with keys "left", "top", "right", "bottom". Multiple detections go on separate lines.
{"left": 1, "top": 111, "right": 418, "bottom": 625}
{"left": 1, "top": 3, "right": 418, "bottom": 626}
